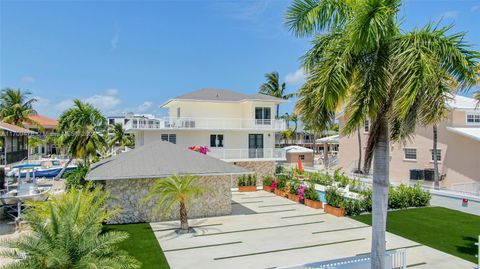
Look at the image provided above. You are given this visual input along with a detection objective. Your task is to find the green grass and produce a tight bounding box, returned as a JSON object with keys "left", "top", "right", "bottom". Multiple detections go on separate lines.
{"left": 105, "top": 223, "right": 170, "bottom": 269}
{"left": 351, "top": 207, "right": 480, "bottom": 263}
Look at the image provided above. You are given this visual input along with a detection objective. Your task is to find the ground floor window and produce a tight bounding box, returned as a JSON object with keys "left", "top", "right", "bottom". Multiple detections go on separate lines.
{"left": 161, "top": 134, "right": 176, "bottom": 144}
{"left": 430, "top": 149, "right": 442, "bottom": 162}
{"left": 299, "top": 154, "right": 305, "bottom": 160}
{"left": 210, "top": 134, "right": 224, "bottom": 147}
{"left": 404, "top": 148, "right": 417, "bottom": 160}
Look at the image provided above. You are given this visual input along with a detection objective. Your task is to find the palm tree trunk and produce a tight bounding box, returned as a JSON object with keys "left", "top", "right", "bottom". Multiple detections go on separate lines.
{"left": 357, "top": 127, "right": 362, "bottom": 173}
{"left": 54, "top": 156, "right": 73, "bottom": 181}
{"left": 312, "top": 132, "right": 316, "bottom": 154}
{"left": 276, "top": 104, "right": 280, "bottom": 119}
{"left": 433, "top": 125, "right": 440, "bottom": 190}
{"left": 371, "top": 117, "right": 390, "bottom": 269}
{"left": 323, "top": 142, "right": 329, "bottom": 171}
{"left": 83, "top": 143, "right": 87, "bottom": 164}
{"left": 179, "top": 201, "right": 189, "bottom": 230}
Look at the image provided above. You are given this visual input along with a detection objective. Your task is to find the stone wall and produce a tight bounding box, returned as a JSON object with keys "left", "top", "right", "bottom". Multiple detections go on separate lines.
{"left": 103, "top": 175, "right": 232, "bottom": 224}
{"left": 231, "top": 160, "right": 276, "bottom": 186}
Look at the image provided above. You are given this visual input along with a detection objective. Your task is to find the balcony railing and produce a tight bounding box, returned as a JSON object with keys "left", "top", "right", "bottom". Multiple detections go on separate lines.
{"left": 208, "top": 148, "right": 286, "bottom": 161}
{"left": 125, "top": 117, "right": 286, "bottom": 131}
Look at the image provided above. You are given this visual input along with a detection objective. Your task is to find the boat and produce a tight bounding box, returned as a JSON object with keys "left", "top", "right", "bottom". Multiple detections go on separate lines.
{"left": 7, "top": 160, "right": 77, "bottom": 178}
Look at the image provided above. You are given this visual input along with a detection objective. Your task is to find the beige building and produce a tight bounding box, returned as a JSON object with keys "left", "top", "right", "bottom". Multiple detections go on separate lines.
{"left": 284, "top": 146, "right": 314, "bottom": 167}
{"left": 338, "top": 95, "right": 480, "bottom": 188}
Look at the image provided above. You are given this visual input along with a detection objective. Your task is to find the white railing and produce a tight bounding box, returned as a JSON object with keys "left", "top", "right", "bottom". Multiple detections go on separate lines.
{"left": 125, "top": 117, "right": 286, "bottom": 131}
{"left": 279, "top": 249, "right": 407, "bottom": 269}
{"left": 208, "top": 148, "right": 286, "bottom": 161}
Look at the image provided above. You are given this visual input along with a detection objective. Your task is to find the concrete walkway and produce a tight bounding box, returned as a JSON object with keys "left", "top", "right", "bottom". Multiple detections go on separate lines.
{"left": 152, "top": 191, "right": 475, "bottom": 269}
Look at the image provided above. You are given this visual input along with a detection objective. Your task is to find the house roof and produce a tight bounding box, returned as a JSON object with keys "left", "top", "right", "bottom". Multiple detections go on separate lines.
{"left": 0, "top": 121, "right": 36, "bottom": 134}
{"left": 26, "top": 114, "right": 58, "bottom": 128}
{"left": 446, "top": 95, "right": 479, "bottom": 111}
{"left": 284, "top": 146, "right": 313, "bottom": 153}
{"left": 86, "top": 140, "right": 252, "bottom": 181}
{"left": 161, "top": 88, "right": 287, "bottom": 107}
{"left": 446, "top": 127, "right": 480, "bottom": 142}
{"left": 316, "top": 135, "right": 340, "bottom": 144}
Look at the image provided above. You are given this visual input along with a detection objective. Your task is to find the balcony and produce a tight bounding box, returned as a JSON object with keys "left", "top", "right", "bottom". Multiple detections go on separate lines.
{"left": 125, "top": 117, "right": 286, "bottom": 131}
{"left": 208, "top": 148, "right": 286, "bottom": 161}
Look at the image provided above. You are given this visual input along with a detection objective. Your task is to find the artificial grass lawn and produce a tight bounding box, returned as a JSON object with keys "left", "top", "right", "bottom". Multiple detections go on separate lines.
{"left": 105, "top": 223, "right": 170, "bottom": 269}
{"left": 351, "top": 207, "right": 480, "bottom": 263}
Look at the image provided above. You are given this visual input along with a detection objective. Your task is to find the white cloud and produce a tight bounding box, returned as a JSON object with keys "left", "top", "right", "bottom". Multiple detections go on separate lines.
{"left": 285, "top": 68, "right": 306, "bottom": 85}
{"left": 212, "top": 0, "right": 271, "bottom": 22}
{"left": 33, "top": 96, "right": 51, "bottom": 107}
{"left": 111, "top": 22, "right": 120, "bottom": 51}
{"left": 55, "top": 99, "right": 74, "bottom": 111}
{"left": 84, "top": 88, "right": 121, "bottom": 110}
{"left": 441, "top": 10, "right": 459, "bottom": 19}
{"left": 20, "top": 76, "right": 35, "bottom": 84}
{"left": 136, "top": 101, "right": 153, "bottom": 112}
{"left": 471, "top": 6, "right": 480, "bottom": 12}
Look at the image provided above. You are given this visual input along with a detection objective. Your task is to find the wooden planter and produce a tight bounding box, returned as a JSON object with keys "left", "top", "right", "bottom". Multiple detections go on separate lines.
{"left": 274, "top": 189, "right": 285, "bottom": 197}
{"left": 305, "top": 199, "right": 323, "bottom": 209}
{"left": 263, "top": 186, "right": 273, "bottom": 192}
{"left": 239, "top": 186, "right": 257, "bottom": 192}
{"left": 288, "top": 193, "right": 300, "bottom": 203}
{"left": 325, "top": 204, "right": 346, "bottom": 217}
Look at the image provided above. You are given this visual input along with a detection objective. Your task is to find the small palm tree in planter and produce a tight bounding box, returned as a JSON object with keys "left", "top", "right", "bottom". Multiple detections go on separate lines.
{"left": 143, "top": 174, "right": 205, "bottom": 233}
{"left": 238, "top": 174, "right": 257, "bottom": 192}
{"left": 304, "top": 184, "right": 323, "bottom": 209}
{"left": 325, "top": 187, "right": 346, "bottom": 217}
{"left": 262, "top": 175, "right": 274, "bottom": 192}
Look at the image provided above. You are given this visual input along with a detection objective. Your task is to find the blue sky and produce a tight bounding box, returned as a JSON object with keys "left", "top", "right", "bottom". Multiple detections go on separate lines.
{"left": 1, "top": 0, "right": 479, "bottom": 118}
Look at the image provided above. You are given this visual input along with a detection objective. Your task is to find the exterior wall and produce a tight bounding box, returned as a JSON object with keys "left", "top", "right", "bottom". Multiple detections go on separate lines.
{"left": 231, "top": 160, "right": 275, "bottom": 186}
{"left": 103, "top": 175, "right": 232, "bottom": 224}
{"left": 337, "top": 113, "right": 480, "bottom": 187}
{"left": 286, "top": 152, "right": 314, "bottom": 167}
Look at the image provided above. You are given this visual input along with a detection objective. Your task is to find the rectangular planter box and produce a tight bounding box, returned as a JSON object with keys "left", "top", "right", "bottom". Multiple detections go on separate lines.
{"left": 263, "top": 186, "right": 273, "bottom": 192}
{"left": 325, "top": 204, "right": 346, "bottom": 217}
{"left": 239, "top": 186, "right": 257, "bottom": 192}
{"left": 288, "top": 193, "right": 300, "bottom": 203}
{"left": 305, "top": 199, "right": 323, "bottom": 209}
{"left": 274, "top": 189, "right": 285, "bottom": 197}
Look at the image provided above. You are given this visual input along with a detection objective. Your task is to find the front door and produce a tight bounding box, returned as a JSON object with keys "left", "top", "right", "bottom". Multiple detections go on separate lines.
{"left": 248, "top": 134, "right": 264, "bottom": 158}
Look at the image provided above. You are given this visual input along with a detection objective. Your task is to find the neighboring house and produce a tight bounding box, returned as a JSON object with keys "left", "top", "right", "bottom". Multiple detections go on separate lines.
{"left": 24, "top": 114, "right": 59, "bottom": 155}
{"left": 86, "top": 140, "right": 251, "bottom": 224}
{"left": 284, "top": 146, "right": 314, "bottom": 167}
{"left": 107, "top": 113, "right": 156, "bottom": 129}
{"left": 0, "top": 122, "right": 35, "bottom": 165}
{"left": 124, "top": 88, "right": 287, "bottom": 180}
{"left": 338, "top": 95, "right": 480, "bottom": 188}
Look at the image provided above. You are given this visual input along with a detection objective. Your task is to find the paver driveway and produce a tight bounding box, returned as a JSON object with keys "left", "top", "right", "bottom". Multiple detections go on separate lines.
{"left": 151, "top": 190, "right": 475, "bottom": 269}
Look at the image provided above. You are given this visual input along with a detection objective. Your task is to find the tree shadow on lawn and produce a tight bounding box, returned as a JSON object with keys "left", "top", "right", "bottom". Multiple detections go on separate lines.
{"left": 455, "top": 236, "right": 478, "bottom": 260}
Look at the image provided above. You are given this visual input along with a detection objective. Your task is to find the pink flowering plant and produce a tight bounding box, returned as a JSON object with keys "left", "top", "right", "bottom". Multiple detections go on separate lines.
{"left": 271, "top": 180, "right": 277, "bottom": 190}
{"left": 188, "top": 146, "right": 210, "bottom": 155}
{"left": 297, "top": 184, "right": 306, "bottom": 202}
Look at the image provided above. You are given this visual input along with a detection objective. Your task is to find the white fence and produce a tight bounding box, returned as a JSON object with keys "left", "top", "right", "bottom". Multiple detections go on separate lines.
{"left": 279, "top": 249, "right": 407, "bottom": 269}
{"left": 125, "top": 117, "right": 286, "bottom": 131}
{"left": 208, "top": 148, "right": 286, "bottom": 161}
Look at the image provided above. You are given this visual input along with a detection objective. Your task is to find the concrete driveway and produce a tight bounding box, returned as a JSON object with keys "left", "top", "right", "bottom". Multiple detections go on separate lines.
{"left": 151, "top": 190, "right": 475, "bottom": 269}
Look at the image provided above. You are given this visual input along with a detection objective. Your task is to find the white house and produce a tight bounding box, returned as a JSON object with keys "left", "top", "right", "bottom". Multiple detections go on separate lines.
{"left": 124, "top": 88, "right": 288, "bottom": 178}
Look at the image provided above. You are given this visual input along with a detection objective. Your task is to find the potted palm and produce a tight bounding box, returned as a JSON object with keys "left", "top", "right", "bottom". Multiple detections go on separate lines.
{"left": 262, "top": 175, "right": 274, "bottom": 192}
{"left": 304, "top": 184, "right": 323, "bottom": 209}
{"left": 324, "top": 187, "right": 346, "bottom": 217}
{"left": 238, "top": 174, "right": 257, "bottom": 192}
{"left": 143, "top": 174, "right": 205, "bottom": 233}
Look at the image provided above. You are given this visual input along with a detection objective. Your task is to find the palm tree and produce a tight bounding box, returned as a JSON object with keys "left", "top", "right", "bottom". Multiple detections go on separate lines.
{"left": 259, "top": 72, "right": 295, "bottom": 118}
{"left": 109, "top": 123, "right": 134, "bottom": 153}
{"left": 143, "top": 174, "right": 205, "bottom": 232}
{"left": 0, "top": 88, "right": 41, "bottom": 128}
{"left": 55, "top": 99, "right": 106, "bottom": 179}
{"left": 0, "top": 186, "right": 141, "bottom": 269}
{"left": 286, "top": 0, "right": 478, "bottom": 267}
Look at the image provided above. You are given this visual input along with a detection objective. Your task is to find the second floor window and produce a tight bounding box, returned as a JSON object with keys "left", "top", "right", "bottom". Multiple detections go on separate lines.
{"left": 109, "top": 119, "right": 115, "bottom": 125}
{"left": 404, "top": 148, "right": 417, "bottom": 160}
{"left": 210, "top": 134, "right": 224, "bottom": 147}
{"left": 255, "top": 107, "right": 271, "bottom": 125}
{"left": 467, "top": 113, "right": 480, "bottom": 124}
{"left": 161, "top": 134, "right": 176, "bottom": 144}
{"left": 430, "top": 149, "right": 442, "bottom": 162}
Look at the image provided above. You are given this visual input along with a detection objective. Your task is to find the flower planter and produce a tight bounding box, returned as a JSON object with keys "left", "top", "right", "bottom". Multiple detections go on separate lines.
{"left": 288, "top": 193, "right": 300, "bottom": 203}
{"left": 239, "top": 186, "right": 257, "bottom": 192}
{"left": 263, "top": 186, "right": 273, "bottom": 192}
{"left": 304, "top": 199, "right": 323, "bottom": 209}
{"left": 324, "top": 204, "right": 346, "bottom": 217}
{"left": 274, "top": 189, "right": 285, "bottom": 197}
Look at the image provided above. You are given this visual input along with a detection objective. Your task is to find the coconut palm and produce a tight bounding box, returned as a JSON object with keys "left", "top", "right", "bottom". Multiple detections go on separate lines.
{"left": 0, "top": 186, "right": 141, "bottom": 269}
{"left": 143, "top": 174, "right": 205, "bottom": 231}
{"left": 109, "top": 123, "right": 134, "bottom": 152}
{"left": 259, "top": 72, "right": 295, "bottom": 118}
{"left": 0, "top": 88, "right": 41, "bottom": 128}
{"left": 286, "top": 0, "right": 478, "bottom": 267}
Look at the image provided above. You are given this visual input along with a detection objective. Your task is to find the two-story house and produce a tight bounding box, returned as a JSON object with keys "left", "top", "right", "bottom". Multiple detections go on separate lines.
{"left": 24, "top": 114, "right": 59, "bottom": 156}
{"left": 124, "top": 88, "right": 287, "bottom": 178}
{"left": 338, "top": 95, "right": 480, "bottom": 189}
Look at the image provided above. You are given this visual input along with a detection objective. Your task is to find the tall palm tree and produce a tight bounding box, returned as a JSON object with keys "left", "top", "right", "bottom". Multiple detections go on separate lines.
{"left": 109, "top": 123, "right": 134, "bottom": 152}
{"left": 143, "top": 174, "right": 205, "bottom": 232}
{"left": 286, "top": 0, "right": 478, "bottom": 268}
{"left": 0, "top": 186, "right": 141, "bottom": 269}
{"left": 56, "top": 99, "right": 106, "bottom": 179}
{"left": 0, "top": 88, "right": 41, "bottom": 128}
{"left": 259, "top": 72, "right": 295, "bottom": 118}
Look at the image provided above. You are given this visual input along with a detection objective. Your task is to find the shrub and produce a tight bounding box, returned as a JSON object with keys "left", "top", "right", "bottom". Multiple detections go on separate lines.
{"left": 325, "top": 187, "right": 345, "bottom": 209}
{"left": 262, "top": 175, "right": 273, "bottom": 186}
{"left": 238, "top": 174, "right": 257, "bottom": 187}
{"left": 65, "top": 164, "right": 89, "bottom": 190}
{"left": 289, "top": 180, "right": 301, "bottom": 194}
{"left": 276, "top": 175, "right": 288, "bottom": 190}
{"left": 304, "top": 184, "right": 320, "bottom": 201}
{"left": 345, "top": 199, "right": 364, "bottom": 216}
{"left": 360, "top": 188, "right": 373, "bottom": 212}
{"left": 309, "top": 172, "right": 334, "bottom": 186}
{"left": 275, "top": 165, "right": 286, "bottom": 175}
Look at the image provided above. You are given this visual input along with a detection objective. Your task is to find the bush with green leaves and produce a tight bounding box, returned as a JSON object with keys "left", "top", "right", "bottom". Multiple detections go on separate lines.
{"left": 388, "top": 183, "right": 431, "bottom": 209}
{"left": 309, "top": 172, "right": 334, "bottom": 186}
{"left": 325, "top": 187, "right": 345, "bottom": 209}
{"left": 262, "top": 175, "right": 274, "bottom": 186}
{"left": 304, "top": 184, "right": 320, "bottom": 201}
{"left": 289, "top": 180, "right": 301, "bottom": 194}
{"left": 64, "top": 163, "right": 89, "bottom": 190}
{"left": 275, "top": 165, "right": 286, "bottom": 175}
{"left": 276, "top": 175, "right": 288, "bottom": 190}
{"left": 238, "top": 174, "right": 257, "bottom": 187}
